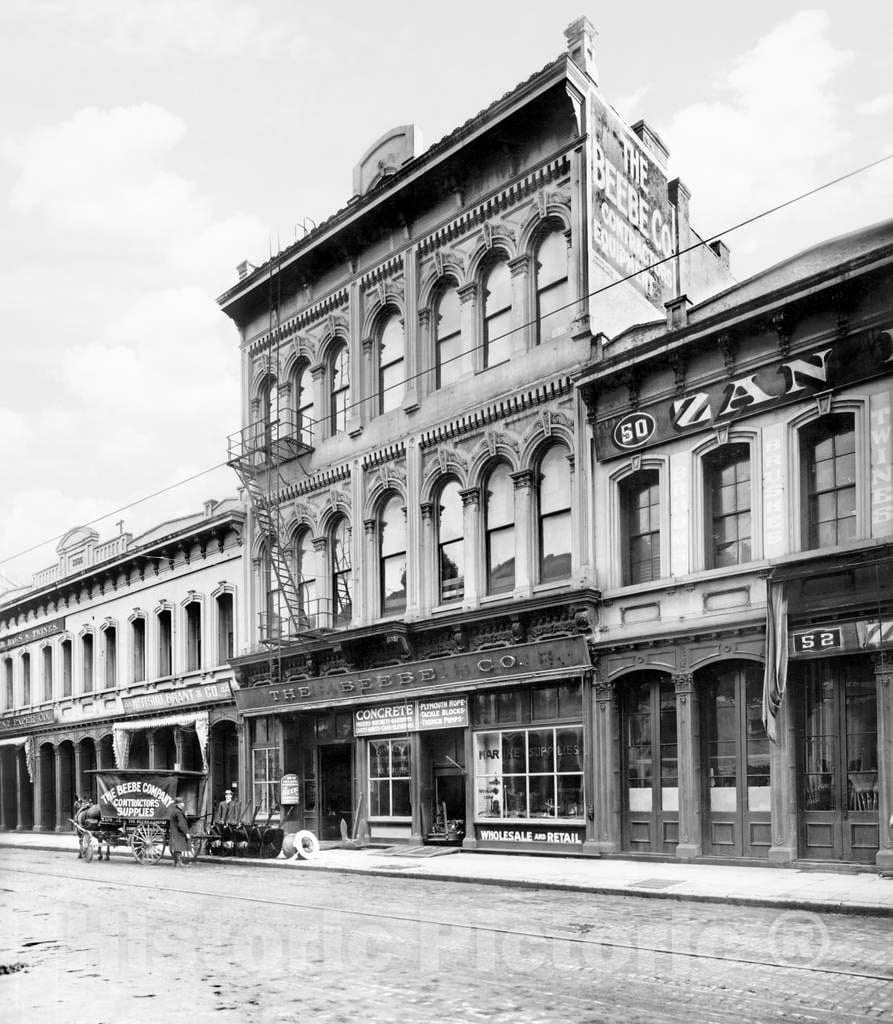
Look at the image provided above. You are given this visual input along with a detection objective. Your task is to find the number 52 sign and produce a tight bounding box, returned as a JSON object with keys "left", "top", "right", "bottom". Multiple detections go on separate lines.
{"left": 792, "top": 628, "right": 842, "bottom": 654}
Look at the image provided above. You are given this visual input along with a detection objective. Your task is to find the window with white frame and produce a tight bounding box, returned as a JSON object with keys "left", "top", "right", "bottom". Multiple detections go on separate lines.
{"left": 620, "top": 469, "right": 661, "bottom": 585}
{"left": 251, "top": 717, "right": 280, "bottom": 819}
{"left": 368, "top": 737, "right": 411, "bottom": 818}
{"left": 704, "top": 444, "right": 752, "bottom": 568}
{"left": 157, "top": 609, "right": 172, "bottom": 677}
{"left": 4, "top": 656, "right": 14, "bottom": 708}
{"left": 537, "top": 445, "right": 572, "bottom": 582}
{"left": 437, "top": 480, "right": 464, "bottom": 604}
{"left": 216, "top": 593, "right": 234, "bottom": 662}
{"left": 293, "top": 360, "right": 314, "bottom": 446}
{"left": 21, "top": 652, "right": 30, "bottom": 705}
{"left": 378, "top": 312, "right": 404, "bottom": 414}
{"left": 42, "top": 645, "right": 53, "bottom": 701}
{"left": 482, "top": 258, "right": 512, "bottom": 368}
{"left": 185, "top": 602, "right": 201, "bottom": 672}
{"left": 329, "top": 341, "right": 350, "bottom": 435}
{"left": 294, "top": 529, "right": 316, "bottom": 624}
{"left": 103, "top": 625, "right": 117, "bottom": 688}
{"left": 81, "top": 634, "right": 93, "bottom": 693}
{"left": 331, "top": 517, "right": 352, "bottom": 626}
{"left": 435, "top": 283, "right": 467, "bottom": 387}
{"left": 131, "top": 618, "right": 146, "bottom": 682}
{"left": 534, "top": 227, "right": 570, "bottom": 343}
{"left": 379, "top": 495, "right": 407, "bottom": 615}
{"left": 485, "top": 463, "right": 515, "bottom": 594}
{"left": 61, "top": 639, "right": 72, "bottom": 697}
{"left": 800, "top": 413, "right": 857, "bottom": 549}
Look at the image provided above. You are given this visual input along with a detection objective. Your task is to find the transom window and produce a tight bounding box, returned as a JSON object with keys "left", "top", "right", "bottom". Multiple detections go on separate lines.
{"left": 485, "top": 463, "right": 515, "bottom": 595}
{"left": 330, "top": 342, "right": 350, "bottom": 435}
{"left": 535, "top": 228, "right": 571, "bottom": 343}
{"left": 801, "top": 414, "right": 856, "bottom": 549}
{"left": 704, "top": 444, "right": 752, "bottom": 568}
{"left": 538, "top": 445, "right": 572, "bottom": 582}
{"left": 378, "top": 313, "right": 404, "bottom": 414}
{"left": 437, "top": 480, "right": 464, "bottom": 603}
{"left": 379, "top": 495, "right": 407, "bottom": 615}
{"left": 482, "top": 259, "right": 512, "bottom": 368}
{"left": 621, "top": 469, "right": 661, "bottom": 585}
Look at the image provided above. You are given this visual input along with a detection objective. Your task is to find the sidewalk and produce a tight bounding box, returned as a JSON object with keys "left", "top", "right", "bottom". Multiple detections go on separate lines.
{"left": 2, "top": 829, "right": 891, "bottom": 917}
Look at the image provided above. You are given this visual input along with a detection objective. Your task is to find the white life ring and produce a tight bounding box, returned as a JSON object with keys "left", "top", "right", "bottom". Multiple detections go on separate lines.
{"left": 294, "top": 829, "right": 320, "bottom": 860}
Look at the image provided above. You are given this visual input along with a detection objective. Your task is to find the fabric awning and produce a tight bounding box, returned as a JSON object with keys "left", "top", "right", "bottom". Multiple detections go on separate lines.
{"left": 113, "top": 710, "right": 209, "bottom": 771}
{"left": 0, "top": 735, "right": 35, "bottom": 780}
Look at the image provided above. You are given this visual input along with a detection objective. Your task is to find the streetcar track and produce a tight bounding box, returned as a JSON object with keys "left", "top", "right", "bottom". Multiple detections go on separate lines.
{"left": 4, "top": 865, "right": 891, "bottom": 984}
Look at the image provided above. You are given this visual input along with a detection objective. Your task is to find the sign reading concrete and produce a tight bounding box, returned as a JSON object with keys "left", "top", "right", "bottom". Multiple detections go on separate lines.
{"left": 234, "top": 638, "right": 590, "bottom": 716}
{"left": 121, "top": 681, "right": 232, "bottom": 715}
{"left": 0, "top": 708, "right": 55, "bottom": 732}
{"left": 0, "top": 617, "right": 66, "bottom": 654}
{"left": 353, "top": 696, "right": 469, "bottom": 737}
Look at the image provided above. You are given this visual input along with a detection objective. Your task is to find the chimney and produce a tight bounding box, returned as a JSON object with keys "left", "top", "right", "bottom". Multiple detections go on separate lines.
{"left": 564, "top": 17, "right": 598, "bottom": 82}
{"left": 203, "top": 499, "right": 219, "bottom": 518}
{"left": 236, "top": 260, "right": 256, "bottom": 281}
{"left": 709, "top": 239, "right": 731, "bottom": 272}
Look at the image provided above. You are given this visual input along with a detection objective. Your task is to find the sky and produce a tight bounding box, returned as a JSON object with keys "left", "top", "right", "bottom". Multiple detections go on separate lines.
{"left": 1, "top": 1, "right": 891, "bottom": 590}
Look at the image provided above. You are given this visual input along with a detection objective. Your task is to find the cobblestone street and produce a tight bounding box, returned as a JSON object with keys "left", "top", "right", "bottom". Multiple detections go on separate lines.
{"left": 1, "top": 848, "right": 891, "bottom": 1023}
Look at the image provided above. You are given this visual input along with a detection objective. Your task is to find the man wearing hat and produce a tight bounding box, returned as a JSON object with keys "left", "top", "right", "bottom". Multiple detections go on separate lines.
{"left": 215, "top": 788, "right": 242, "bottom": 826}
{"left": 168, "top": 795, "right": 192, "bottom": 868}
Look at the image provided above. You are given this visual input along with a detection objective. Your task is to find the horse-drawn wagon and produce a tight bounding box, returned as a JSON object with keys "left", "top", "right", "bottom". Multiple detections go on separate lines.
{"left": 73, "top": 768, "right": 207, "bottom": 865}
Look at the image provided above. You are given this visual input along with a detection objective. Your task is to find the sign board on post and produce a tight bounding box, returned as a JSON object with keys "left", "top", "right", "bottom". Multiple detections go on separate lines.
{"left": 280, "top": 773, "right": 300, "bottom": 805}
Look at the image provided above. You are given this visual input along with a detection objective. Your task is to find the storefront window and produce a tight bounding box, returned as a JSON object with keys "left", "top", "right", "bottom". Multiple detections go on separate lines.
{"left": 473, "top": 682, "right": 582, "bottom": 726}
{"left": 368, "top": 737, "right": 411, "bottom": 818}
{"left": 252, "top": 718, "right": 280, "bottom": 818}
{"left": 474, "top": 725, "right": 583, "bottom": 820}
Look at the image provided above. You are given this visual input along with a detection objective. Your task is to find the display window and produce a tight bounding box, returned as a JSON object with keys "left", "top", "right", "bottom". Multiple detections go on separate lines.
{"left": 368, "top": 737, "right": 411, "bottom": 818}
{"left": 251, "top": 717, "right": 280, "bottom": 818}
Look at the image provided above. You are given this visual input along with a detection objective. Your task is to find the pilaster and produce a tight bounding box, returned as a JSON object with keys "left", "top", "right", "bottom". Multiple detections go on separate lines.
{"left": 363, "top": 517, "right": 377, "bottom": 623}
{"left": 585, "top": 678, "right": 620, "bottom": 854}
{"left": 16, "top": 750, "right": 25, "bottom": 830}
{"left": 419, "top": 502, "right": 435, "bottom": 616}
{"left": 457, "top": 283, "right": 479, "bottom": 373}
{"left": 673, "top": 672, "right": 701, "bottom": 860}
{"left": 511, "top": 469, "right": 536, "bottom": 598}
{"left": 768, "top": 691, "right": 798, "bottom": 864}
{"left": 460, "top": 487, "right": 482, "bottom": 610}
{"left": 0, "top": 753, "right": 7, "bottom": 830}
{"left": 508, "top": 254, "right": 532, "bottom": 354}
{"left": 402, "top": 247, "right": 420, "bottom": 411}
{"left": 404, "top": 438, "right": 422, "bottom": 620}
{"left": 54, "top": 746, "right": 64, "bottom": 832}
{"left": 874, "top": 657, "right": 893, "bottom": 871}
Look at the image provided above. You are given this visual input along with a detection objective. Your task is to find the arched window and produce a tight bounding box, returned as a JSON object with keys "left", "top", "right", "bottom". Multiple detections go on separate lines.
{"left": 293, "top": 361, "right": 314, "bottom": 446}
{"left": 295, "top": 529, "right": 316, "bottom": 624}
{"left": 704, "top": 443, "right": 752, "bottom": 568}
{"left": 331, "top": 517, "right": 352, "bottom": 626}
{"left": 329, "top": 342, "right": 350, "bottom": 435}
{"left": 538, "top": 446, "right": 572, "bottom": 582}
{"left": 800, "top": 414, "right": 856, "bottom": 549}
{"left": 378, "top": 313, "right": 404, "bottom": 414}
{"left": 437, "top": 480, "right": 464, "bottom": 603}
{"left": 379, "top": 495, "right": 407, "bottom": 615}
{"left": 435, "top": 283, "right": 467, "bottom": 387}
{"left": 485, "top": 463, "right": 515, "bottom": 594}
{"left": 256, "top": 377, "right": 279, "bottom": 450}
{"left": 620, "top": 470, "right": 661, "bottom": 585}
{"left": 535, "top": 228, "right": 570, "bottom": 343}
{"left": 482, "top": 258, "right": 512, "bottom": 368}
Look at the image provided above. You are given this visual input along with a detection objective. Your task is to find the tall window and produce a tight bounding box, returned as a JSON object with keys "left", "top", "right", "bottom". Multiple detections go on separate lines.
{"left": 4, "top": 657, "right": 13, "bottom": 708}
{"left": 22, "top": 652, "right": 31, "bottom": 705}
{"left": 257, "top": 377, "right": 279, "bottom": 452}
{"left": 485, "top": 463, "right": 515, "bottom": 594}
{"left": 369, "top": 737, "right": 411, "bottom": 817}
{"left": 103, "top": 626, "right": 117, "bottom": 688}
{"left": 295, "top": 530, "right": 316, "bottom": 623}
{"left": 157, "top": 609, "right": 172, "bottom": 677}
{"left": 331, "top": 517, "right": 352, "bottom": 626}
{"left": 538, "top": 446, "right": 572, "bottom": 582}
{"left": 251, "top": 718, "right": 280, "bottom": 819}
{"left": 535, "top": 228, "right": 570, "bottom": 343}
{"left": 378, "top": 312, "right": 404, "bottom": 414}
{"left": 801, "top": 414, "right": 856, "bottom": 549}
{"left": 42, "top": 645, "right": 53, "bottom": 701}
{"left": 621, "top": 470, "right": 661, "bottom": 585}
{"left": 438, "top": 480, "right": 464, "bottom": 603}
{"left": 379, "top": 495, "right": 407, "bottom": 615}
{"left": 330, "top": 341, "right": 350, "bottom": 435}
{"left": 185, "top": 603, "right": 201, "bottom": 672}
{"left": 81, "top": 634, "right": 93, "bottom": 693}
{"left": 435, "top": 284, "right": 467, "bottom": 387}
{"left": 131, "top": 618, "right": 146, "bottom": 682}
{"left": 216, "top": 593, "right": 234, "bottom": 662}
{"left": 705, "top": 444, "right": 752, "bottom": 568}
{"left": 61, "top": 639, "right": 72, "bottom": 697}
{"left": 482, "top": 258, "right": 512, "bottom": 368}
{"left": 294, "top": 361, "right": 314, "bottom": 446}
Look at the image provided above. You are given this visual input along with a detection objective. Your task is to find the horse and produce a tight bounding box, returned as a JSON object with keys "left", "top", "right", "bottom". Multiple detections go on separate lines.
{"left": 74, "top": 798, "right": 111, "bottom": 862}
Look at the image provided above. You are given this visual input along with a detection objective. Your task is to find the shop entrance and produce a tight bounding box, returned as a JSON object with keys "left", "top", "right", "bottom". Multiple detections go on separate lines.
{"left": 698, "top": 662, "right": 770, "bottom": 858}
{"left": 420, "top": 729, "right": 466, "bottom": 845}
{"left": 318, "top": 743, "right": 353, "bottom": 841}
{"left": 621, "top": 673, "right": 678, "bottom": 854}
{"left": 795, "top": 656, "right": 879, "bottom": 863}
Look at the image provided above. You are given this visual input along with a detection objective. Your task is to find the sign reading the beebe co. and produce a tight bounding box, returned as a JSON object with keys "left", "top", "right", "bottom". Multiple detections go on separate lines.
{"left": 597, "top": 326, "right": 892, "bottom": 460}
{"left": 354, "top": 696, "right": 469, "bottom": 736}
{"left": 0, "top": 708, "right": 55, "bottom": 732}
{"left": 0, "top": 617, "right": 66, "bottom": 654}
{"left": 121, "top": 681, "right": 231, "bottom": 715}
{"left": 235, "top": 637, "right": 589, "bottom": 715}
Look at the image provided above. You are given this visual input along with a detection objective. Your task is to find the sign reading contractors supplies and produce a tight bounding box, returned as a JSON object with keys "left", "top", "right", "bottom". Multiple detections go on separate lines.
{"left": 96, "top": 773, "right": 177, "bottom": 820}
{"left": 354, "top": 697, "right": 468, "bottom": 736}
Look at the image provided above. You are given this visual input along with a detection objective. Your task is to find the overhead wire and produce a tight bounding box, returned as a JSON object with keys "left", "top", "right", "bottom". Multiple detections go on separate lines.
{"left": 1, "top": 151, "right": 891, "bottom": 571}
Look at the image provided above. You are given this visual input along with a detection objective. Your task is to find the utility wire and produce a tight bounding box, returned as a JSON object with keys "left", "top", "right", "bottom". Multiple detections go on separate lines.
{"left": 2, "top": 152, "right": 891, "bottom": 571}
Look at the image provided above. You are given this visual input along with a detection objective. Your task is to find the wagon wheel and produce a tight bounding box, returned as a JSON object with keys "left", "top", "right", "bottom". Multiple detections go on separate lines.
{"left": 130, "top": 823, "right": 166, "bottom": 865}
{"left": 260, "top": 827, "right": 284, "bottom": 859}
{"left": 81, "top": 832, "right": 95, "bottom": 863}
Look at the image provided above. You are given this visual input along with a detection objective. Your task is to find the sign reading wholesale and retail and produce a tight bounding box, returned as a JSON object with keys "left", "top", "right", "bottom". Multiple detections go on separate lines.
{"left": 0, "top": 709, "right": 55, "bottom": 732}
{"left": 596, "top": 325, "right": 893, "bottom": 460}
{"left": 475, "top": 825, "right": 585, "bottom": 847}
{"left": 121, "top": 681, "right": 231, "bottom": 715}
{"left": 0, "top": 617, "right": 66, "bottom": 654}
{"left": 233, "top": 637, "right": 590, "bottom": 715}
{"left": 354, "top": 697, "right": 469, "bottom": 737}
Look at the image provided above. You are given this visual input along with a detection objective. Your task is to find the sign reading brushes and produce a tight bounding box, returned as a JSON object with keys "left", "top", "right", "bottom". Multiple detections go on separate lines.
{"left": 354, "top": 697, "right": 468, "bottom": 737}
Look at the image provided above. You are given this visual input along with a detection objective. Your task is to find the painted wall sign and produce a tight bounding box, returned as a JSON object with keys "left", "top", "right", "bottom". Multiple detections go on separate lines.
{"left": 280, "top": 773, "right": 300, "bottom": 805}
{"left": 590, "top": 101, "right": 675, "bottom": 308}
{"left": 789, "top": 618, "right": 892, "bottom": 658}
{"left": 475, "top": 825, "right": 585, "bottom": 847}
{"left": 0, "top": 617, "right": 66, "bottom": 654}
{"left": 121, "top": 681, "right": 231, "bottom": 715}
{"left": 234, "top": 637, "right": 590, "bottom": 716}
{"left": 596, "top": 326, "right": 893, "bottom": 460}
{"left": 0, "top": 708, "right": 55, "bottom": 732}
{"left": 354, "top": 696, "right": 469, "bottom": 737}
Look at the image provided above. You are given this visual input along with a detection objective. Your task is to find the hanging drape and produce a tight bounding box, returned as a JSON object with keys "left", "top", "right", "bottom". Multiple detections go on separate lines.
{"left": 761, "top": 581, "right": 788, "bottom": 743}
{"left": 112, "top": 710, "right": 210, "bottom": 771}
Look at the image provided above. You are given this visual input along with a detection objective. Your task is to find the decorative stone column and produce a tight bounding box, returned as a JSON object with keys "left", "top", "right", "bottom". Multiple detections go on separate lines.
{"left": 508, "top": 253, "right": 532, "bottom": 354}
{"left": 457, "top": 283, "right": 479, "bottom": 373}
{"left": 584, "top": 678, "right": 621, "bottom": 855}
{"left": 16, "top": 749, "right": 25, "bottom": 831}
{"left": 362, "top": 337, "right": 376, "bottom": 421}
{"left": 0, "top": 752, "right": 7, "bottom": 830}
{"left": 461, "top": 723, "right": 478, "bottom": 850}
{"left": 54, "top": 746, "right": 65, "bottom": 832}
{"left": 310, "top": 365, "right": 326, "bottom": 444}
{"left": 673, "top": 673, "right": 702, "bottom": 860}
{"left": 402, "top": 247, "right": 420, "bottom": 411}
{"left": 148, "top": 730, "right": 158, "bottom": 770}
{"left": 73, "top": 742, "right": 84, "bottom": 804}
{"left": 417, "top": 308, "right": 433, "bottom": 398}
{"left": 312, "top": 537, "right": 329, "bottom": 627}
{"left": 768, "top": 691, "right": 798, "bottom": 864}
{"left": 568, "top": 141, "right": 591, "bottom": 344}
{"left": 410, "top": 731, "right": 423, "bottom": 845}
{"left": 251, "top": 555, "right": 264, "bottom": 645}
{"left": 404, "top": 439, "right": 422, "bottom": 621}
{"left": 874, "top": 657, "right": 893, "bottom": 872}
{"left": 174, "top": 727, "right": 186, "bottom": 770}
{"left": 511, "top": 469, "right": 536, "bottom": 599}
{"left": 419, "top": 502, "right": 435, "bottom": 615}
{"left": 32, "top": 746, "right": 45, "bottom": 831}
{"left": 363, "top": 518, "right": 377, "bottom": 621}
{"left": 459, "top": 488, "right": 481, "bottom": 610}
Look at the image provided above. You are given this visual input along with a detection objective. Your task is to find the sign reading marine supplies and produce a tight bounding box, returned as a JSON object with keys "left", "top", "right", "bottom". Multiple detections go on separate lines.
{"left": 354, "top": 697, "right": 469, "bottom": 737}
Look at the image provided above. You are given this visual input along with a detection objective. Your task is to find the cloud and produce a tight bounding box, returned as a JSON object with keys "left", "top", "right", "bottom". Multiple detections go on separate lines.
{"left": 858, "top": 93, "right": 893, "bottom": 117}
{"left": 663, "top": 10, "right": 892, "bottom": 277}
{"left": 4, "top": 104, "right": 267, "bottom": 282}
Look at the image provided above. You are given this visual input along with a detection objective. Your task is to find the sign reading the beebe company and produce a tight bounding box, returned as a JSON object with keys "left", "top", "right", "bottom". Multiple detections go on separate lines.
{"left": 235, "top": 637, "right": 589, "bottom": 716}
{"left": 354, "top": 697, "right": 469, "bottom": 736}
{"left": 0, "top": 617, "right": 66, "bottom": 654}
{"left": 121, "top": 681, "right": 231, "bottom": 715}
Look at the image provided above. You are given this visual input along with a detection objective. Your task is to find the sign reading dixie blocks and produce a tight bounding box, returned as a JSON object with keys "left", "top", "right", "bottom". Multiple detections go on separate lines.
{"left": 234, "top": 637, "right": 589, "bottom": 715}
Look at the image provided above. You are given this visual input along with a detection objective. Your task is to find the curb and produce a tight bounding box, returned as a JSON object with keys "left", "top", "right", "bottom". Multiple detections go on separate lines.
{"left": 7, "top": 841, "right": 891, "bottom": 918}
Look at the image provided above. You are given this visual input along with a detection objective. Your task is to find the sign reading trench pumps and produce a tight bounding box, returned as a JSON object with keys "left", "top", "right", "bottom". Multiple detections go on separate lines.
{"left": 354, "top": 697, "right": 469, "bottom": 736}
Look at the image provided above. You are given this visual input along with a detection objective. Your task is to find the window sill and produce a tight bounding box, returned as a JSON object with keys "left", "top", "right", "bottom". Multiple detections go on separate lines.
{"left": 474, "top": 817, "right": 586, "bottom": 826}
{"left": 476, "top": 358, "right": 510, "bottom": 375}
{"left": 367, "top": 816, "right": 413, "bottom": 823}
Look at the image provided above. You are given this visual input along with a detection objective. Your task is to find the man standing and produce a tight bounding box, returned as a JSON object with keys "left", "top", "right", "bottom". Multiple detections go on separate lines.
{"left": 215, "top": 788, "right": 241, "bottom": 825}
{"left": 168, "top": 796, "right": 191, "bottom": 867}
